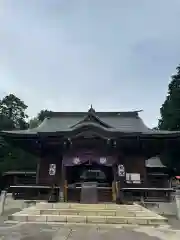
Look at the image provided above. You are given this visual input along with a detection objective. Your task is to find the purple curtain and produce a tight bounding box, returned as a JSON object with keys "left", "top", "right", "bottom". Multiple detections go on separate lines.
{"left": 63, "top": 150, "right": 116, "bottom": 166}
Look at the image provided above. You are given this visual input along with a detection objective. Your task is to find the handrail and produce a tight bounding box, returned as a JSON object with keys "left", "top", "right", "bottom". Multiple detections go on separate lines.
{"left": 121, "top": 187, "right": 174, "bottom": 191}
{"left": 10, "top": 185, "right": 60, "bottom": 189}
{"left": 67, "top": 186, "right": 112, "bottom": 189}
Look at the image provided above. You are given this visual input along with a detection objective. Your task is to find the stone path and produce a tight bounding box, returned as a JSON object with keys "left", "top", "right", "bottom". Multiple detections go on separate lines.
{"left": 0, "top": 223, "right": 180, "bottom": 240}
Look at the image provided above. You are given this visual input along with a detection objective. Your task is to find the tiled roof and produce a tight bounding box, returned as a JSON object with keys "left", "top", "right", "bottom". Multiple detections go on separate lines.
{"left": 1, "top": 109, "right": 180, "bottom": 137}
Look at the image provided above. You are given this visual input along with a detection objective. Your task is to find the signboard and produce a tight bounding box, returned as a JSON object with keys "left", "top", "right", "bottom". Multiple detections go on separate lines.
{"left": 118, "top": 164, "right": 125, "bottom": 177}
{"left": 126, "top": 173, "right": 141, "bottom": 184}
{"left": 49, "top": 164, "right": 56, "bottom": 176}
{"left": 131, "top": 173, "right": 140, "bottom": 182}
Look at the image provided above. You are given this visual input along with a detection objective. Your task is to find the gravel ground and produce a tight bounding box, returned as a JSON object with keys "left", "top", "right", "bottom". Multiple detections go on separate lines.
{"left": 166, "top": 216, "right": 180, "bottom": 230}
{"left": 0, "top": 213, "right": 179, "bottom": 240}
{"left": 0, "top": 222, "right": 177, "bottom": 240}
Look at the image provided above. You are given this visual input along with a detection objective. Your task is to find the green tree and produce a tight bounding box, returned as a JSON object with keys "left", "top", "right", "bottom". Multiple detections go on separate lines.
{"left": 37, "top": 109, "right": 52, "bottom": 122}
{"left": 29, "top": 117, "right": 40, "bottom": 129}
{"left": 0, "top": 94, "right": 37, "bottom": 174}
{"left": 158, "top": 66, "right": 180, "bottom": 130}
{"left": 158, "top": 65, "right": 180, "bottom": 173}
{"left": 0, "top": 97, "right": 53, "bottom": 175}
{"left": 28, "top": 109, "right": 52, "bottom": 129}
{"left": 0, "top": 94, "right": 28, "bottom": 129}
{"left": 0, "top": 115, "right": 14, "bottom": 131}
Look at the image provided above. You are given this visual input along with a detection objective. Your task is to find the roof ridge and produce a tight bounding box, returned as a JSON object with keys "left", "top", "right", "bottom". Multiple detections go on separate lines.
{"left": 48, "top": 111, "right": 142, "bottom": 118}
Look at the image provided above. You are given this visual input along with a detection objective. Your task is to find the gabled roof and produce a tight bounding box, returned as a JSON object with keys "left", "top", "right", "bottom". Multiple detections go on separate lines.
{"left": 70, "top": 106, "right": 112, "bottom": 129}
{"left": 1, "top": 107, "right": 180, "bottom": 138}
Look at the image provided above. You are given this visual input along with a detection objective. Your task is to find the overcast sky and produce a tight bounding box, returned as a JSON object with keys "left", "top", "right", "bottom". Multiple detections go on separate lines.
{"left": 0, "top": 0, "right": 180, "bottom": 128}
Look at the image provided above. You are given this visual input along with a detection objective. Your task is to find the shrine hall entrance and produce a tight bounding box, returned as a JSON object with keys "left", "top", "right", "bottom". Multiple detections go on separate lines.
{"left": 65, "top": 162, "right": 114, "bottom": 203}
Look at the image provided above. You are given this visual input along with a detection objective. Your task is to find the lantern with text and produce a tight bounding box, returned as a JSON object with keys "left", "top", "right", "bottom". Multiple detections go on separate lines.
{"left": 118, "top": 164, "right": 125, "bottom": 177}
{"left": 49, "top": 164, "right": 56, "bottom": 176}
{"left": 100, "top": 157, "right": 107, "bottom": 164}
{"left": 73, "top": 157, "right": 80, "bottom": 165}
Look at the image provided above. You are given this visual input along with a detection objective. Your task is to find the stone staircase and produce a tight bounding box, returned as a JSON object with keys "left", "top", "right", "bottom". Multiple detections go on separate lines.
{"left": 8, "top": 202, "right": 168, "bottom": 226}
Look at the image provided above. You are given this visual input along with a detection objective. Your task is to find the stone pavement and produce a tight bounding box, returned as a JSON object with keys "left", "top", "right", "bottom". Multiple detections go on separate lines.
{"left": 0, "top": 222, "right": 180, "bottom": 240}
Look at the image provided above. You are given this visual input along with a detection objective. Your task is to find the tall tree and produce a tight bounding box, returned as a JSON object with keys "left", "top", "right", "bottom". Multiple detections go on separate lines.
{"left": 158, "top": 65, "right": 180, "bottom": 173}
{"left": 29, "top": 117, "right": 40, "bottom": 129}
{"left": 37, "top": 109, "right": 52, "bottom": 122}
{"left": 0, "top": 94, "right": 37, "bottom": 174}
{"left": 0, "top": 94, "right": 28, "bottom": 129}
{"left": 0, "top": 98, "right": 53, "bottom": 175}
{"left": 158, "top": 66, "right": 180, "bottom": 130}
{"left": 28, "top": 110, "right": 52, "bottom": 129}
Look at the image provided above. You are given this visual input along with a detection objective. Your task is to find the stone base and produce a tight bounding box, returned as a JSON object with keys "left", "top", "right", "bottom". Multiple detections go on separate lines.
{"left": 9, "top": 203, "right": 168, "bottom": 226}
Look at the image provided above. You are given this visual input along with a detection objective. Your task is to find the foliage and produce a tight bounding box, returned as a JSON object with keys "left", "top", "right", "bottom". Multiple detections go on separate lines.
{"left": 0, "top": 94, "right": 36, "bottom": 174}
{"left": 0, "top": 115, "right": 14, "bottom": 131}
{"left": 160, "top": 145, "right": 180, "bottom": 175}
{"left": 29, "top": 110, "right": 52, "bottom": 129}
{"left": 29, "top": 117, "right": 40, "bottom": 129}
{"left": 158, "top": 66, "right": 180, "bottom": 130}
{"left": 0, "top": 95, "right": 53, "bottom": 174}
{"left": 37, "top": 109, "right": 52, "bottom": 122}
{"left": 0, "top": 94, "right": 28, "bottom": 129}
{"left": 0, "top": 148, "right": 37, "bottom": 172}
{"left": 158, "top": 65, "right": 180, "bottom": 173}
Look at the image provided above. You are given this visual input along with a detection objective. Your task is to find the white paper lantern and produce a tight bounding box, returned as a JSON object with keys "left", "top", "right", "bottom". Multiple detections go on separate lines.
{"left": 118, "top": 164, "right": 125, "bottom": 176}
{"left": 73, "top": 157, "right": 80, "bottom": 165}
{"left": 100, "top": 157, "right": 107, "bottom": 164}
{"left": 49, "top": 164, "right": 56, "bottom": 176}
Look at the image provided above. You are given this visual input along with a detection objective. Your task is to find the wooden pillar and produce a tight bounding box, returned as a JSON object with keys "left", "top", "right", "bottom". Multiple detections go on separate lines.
{"left": 35, "top": 139, "right": 43, "bottom": 185}
{"left": 64, "top": 180, "right": 68, "bottom": 202}
{"left": 116, "top": 154, "right": 126, "bottom": 204}
{"left": 36, "top": 159, "right": 41, "bottom": 184}
{"left": 112, "top": 164, "right": 117, "bottom": 202}
{"left": 117, "top": 157, "right": 126, "bottom": 188}
{"left": 14, "top": 175, "right": 18, "bottom": 185}
{"left": 63, "top": 163, "right": 67, "bottom": 202}
{"left": 59, "top": 158, "right": 65, "bottom": 202}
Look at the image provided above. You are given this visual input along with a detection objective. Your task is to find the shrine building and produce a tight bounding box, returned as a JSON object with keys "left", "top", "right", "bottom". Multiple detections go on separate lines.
{"left": 1, "top": 107, "right": 178, "bottom": 203}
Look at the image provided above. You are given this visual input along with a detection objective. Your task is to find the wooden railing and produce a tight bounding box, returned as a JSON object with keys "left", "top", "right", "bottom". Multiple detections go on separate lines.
{"left": 121, "top": 187, "right": 174, "bottom": 203}
{"left": 9, "top": 185, "right": 60, "bottom": 201}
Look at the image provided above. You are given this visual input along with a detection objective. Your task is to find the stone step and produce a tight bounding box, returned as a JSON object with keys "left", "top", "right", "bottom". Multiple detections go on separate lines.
{"left": 8, "top": 203, "right": 168, "bottom": 226}
{"left": 9, "top": 213, "right": 168, "bottom": 225}
{"left": 38, "top": 208, "right": 157, "bottom": 217}
{"left": 35, "top": 202, "right": 143, "bottom": 211}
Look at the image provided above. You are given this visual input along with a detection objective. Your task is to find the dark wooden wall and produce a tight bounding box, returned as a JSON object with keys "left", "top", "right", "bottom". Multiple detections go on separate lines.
{"left": 37, "top": 151, "right": 149, "bottom": 189}
{"left": 118, "top": 154, "right": 147, "bottom": 188}
{"left": 37, "top": 152, "right": 147, "bottom": 185}
{"left": 124, "top": 155, "right": 147, "bottom": 185}
{"left": 38, "top": 155, "right": 62, "bottom": 186}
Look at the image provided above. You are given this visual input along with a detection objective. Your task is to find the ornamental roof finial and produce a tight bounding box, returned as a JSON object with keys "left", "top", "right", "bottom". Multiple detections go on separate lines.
{"left": 88, "top": 104, "right": 95, "bottom": 113}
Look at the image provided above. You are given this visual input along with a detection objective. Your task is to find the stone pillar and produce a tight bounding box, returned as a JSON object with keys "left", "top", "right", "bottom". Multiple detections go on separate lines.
{"left": 175, "top": 190, "right": 180, "bottom": 220}
{"left": 0, "top": 190, "right": 7, "bottom": 216}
